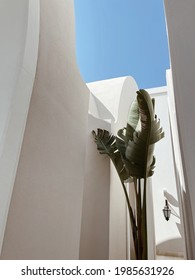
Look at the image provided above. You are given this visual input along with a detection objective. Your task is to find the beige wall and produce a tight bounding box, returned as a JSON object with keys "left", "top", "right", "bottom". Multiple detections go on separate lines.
{"left": 1, "top": 0, "right": 89, "bottom": 259}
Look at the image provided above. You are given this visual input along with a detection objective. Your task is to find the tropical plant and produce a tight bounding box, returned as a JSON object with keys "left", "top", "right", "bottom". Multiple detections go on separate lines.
{"left": 92, "top": 89, "right": 164, "bottom": 259}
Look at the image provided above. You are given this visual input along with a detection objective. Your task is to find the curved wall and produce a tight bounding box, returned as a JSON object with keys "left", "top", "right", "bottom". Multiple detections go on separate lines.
{"left": 0, "top": 0, "right": 39, "bottom": 254}
{"left": 0, "top": 0, "right": 27, "bottom": 142}
{"left": 164, "top": 0, "right": 195, "bottom": 259}
{"left": 1, "top": 0, "right": 89, "bottom": 259}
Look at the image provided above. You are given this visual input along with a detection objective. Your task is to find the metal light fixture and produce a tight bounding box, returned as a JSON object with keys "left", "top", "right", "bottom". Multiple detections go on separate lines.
{"left": 163, "top": 199, "right": 171, "bottom": 221}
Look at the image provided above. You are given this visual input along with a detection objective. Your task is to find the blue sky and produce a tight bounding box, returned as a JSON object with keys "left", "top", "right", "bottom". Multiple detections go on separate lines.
{"left": 74, "top": 0, "right": 170, "bottom": 89}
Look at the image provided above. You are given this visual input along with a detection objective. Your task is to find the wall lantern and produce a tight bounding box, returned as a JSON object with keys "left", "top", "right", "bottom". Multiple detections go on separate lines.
{"left": 163, "top": 199, "right": 171, "bottom": 221}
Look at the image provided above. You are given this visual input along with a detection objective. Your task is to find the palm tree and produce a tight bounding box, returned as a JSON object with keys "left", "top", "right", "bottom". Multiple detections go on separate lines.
{"left": 92, "top": 89, "right": 164, "bottom": 259}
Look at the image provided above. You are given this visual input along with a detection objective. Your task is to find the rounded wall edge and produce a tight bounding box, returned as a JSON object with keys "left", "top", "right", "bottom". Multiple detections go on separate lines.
{"left": 0, "top": 0, "right": 40, "bottom": 255}
{"left": 109, "top": 76, "right": 138, "bottom": 259}
{"left": 115, "top": 76, "right": 139, "bottom": 127}
{"left": 87, "top": 76, "right": 138, "bottom": 124}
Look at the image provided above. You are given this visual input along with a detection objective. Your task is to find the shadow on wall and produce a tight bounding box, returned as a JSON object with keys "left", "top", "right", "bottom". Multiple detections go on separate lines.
{"left": 161, "top": 189, "right": 185, "bottom": 258}
{"left": 164, "top": 190, "right": 178, "bottom": 207}
{"left": 172, "top": 149, "right": 195, "bottom": 259}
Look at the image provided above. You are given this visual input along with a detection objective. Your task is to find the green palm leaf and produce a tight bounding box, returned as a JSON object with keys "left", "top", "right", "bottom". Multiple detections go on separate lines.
{"left": 126, "top": 98, "right": 139, "bottom": 142}
{"left": 92, "top": 129, "right": 129, "bottom": 181}
{"left": 124, "top": 89, "right": 164, "bottom": 179}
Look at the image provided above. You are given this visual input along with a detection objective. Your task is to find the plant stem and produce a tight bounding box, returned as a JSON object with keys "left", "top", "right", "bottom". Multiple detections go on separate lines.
{"left": 142, "top": 177, "right": 148, "bottom": 259}
{"left": 110, "top": 160, "right": 138, "bottom": 259}
{"left": 120, "top": 180, "right": 138, "bottom": 259}
{"left": 137, "top": 178, "right": 142, "bottom": 259}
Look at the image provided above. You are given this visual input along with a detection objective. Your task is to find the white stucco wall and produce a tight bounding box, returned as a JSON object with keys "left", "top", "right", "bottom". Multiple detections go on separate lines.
{"left": 79, "top": 114, "right": 110, "bottom": 259}
{"left": 164, "top": 0, "right": 195, "bottom": 259}
{"left": 0, "top": 0, "right": 39, "bottom": 254}
{"left": 1, "top": 0, "right": 89, "bottom": 259}
{"left": 0, "top": 0, "right": 27, "bottom": 142}
{"left": 147, "top": 86, "right": 185, "bottom": 258}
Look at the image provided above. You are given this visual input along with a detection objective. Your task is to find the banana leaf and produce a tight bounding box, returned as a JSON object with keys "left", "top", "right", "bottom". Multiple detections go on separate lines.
{"left": 92, "top": 129, "right": 129, "bottom": 181}
{"left": 124, "top": 89, "right": 164, "bottom": 179}
{"left": 126, "top": 89, "right": 164, "bottom": 259}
